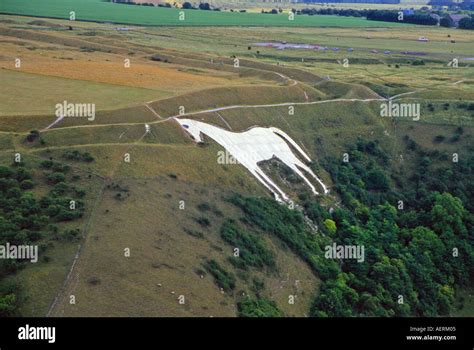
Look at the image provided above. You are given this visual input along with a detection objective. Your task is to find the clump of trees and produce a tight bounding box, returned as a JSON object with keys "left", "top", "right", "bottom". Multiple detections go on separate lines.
{"left": 229, "top": 137, "right": 473, "bottom": 317}
{"left": 181, "top": 2, "right": 213, "bottom": 10}
{"left": 220, "top": 220, "right": 275, "bottom": 270}
{"left": 459, "top": 15, "right": 474, "bottom": 29}
{"left": 299, "top": 7, "right": 367, "bottom": 17}
{"left": 238, "top": 297, "right": 283, "bottom": 317}
{"left": 229, "top": 194, "right": 339, "bottom": 281}
{"left": 298, "top": 7, "right": 442, "bottom": 27}
{"left": 366, "top": 10, "right": 438, "bottom": 26}
{"left": 0, "top": 163, "right": 85, "bottom": 316}
{"left": 198, "top": 2, "right": 211, "bottom": 10}
{"left": 112, "top": 0, "right": 170, "bottom": 7}
{"left": 62, "top": 150, "right": 94, "bottom": 162}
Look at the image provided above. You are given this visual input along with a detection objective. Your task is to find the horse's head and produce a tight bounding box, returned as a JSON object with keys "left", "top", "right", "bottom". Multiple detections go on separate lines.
{"left": 175, "top": 118, "right": 205, "bottom": 142}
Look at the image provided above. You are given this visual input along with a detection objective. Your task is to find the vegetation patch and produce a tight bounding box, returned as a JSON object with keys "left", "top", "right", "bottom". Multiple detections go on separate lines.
{"left": 220, "top": 219, "right": 275, "bottom": 270}
{"left": 62, "top": 150, "right": 94, "bottom": 162}
{"left": 0, "top": 163, "right": 85, "bottom": 316}
{"left": 229, "top": 137, "right": 473, "bottom": 317}
{"left": 203, "top": 259, "right": 236, "bottom": 293}
{"left": 237, "top": 297, "right": 283, "bottom": 317}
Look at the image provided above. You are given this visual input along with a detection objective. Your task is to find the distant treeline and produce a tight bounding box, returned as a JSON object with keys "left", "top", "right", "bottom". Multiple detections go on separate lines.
{"left": 111, "top": 1, "right": 218, "bottom": 10}
{"left": 301, "top": 0, "right": 474, "bottom": 8}
{"left": 301, "top": 0, "right": 399, "bottom": 3}
{"left": 299, "top": 8, "right": 367, "bottom": 17}
{"left": 366, "top": 10, "right": 438, "bottom": 25}
{"left": 459, "top": 15, "right": 474, "bottom": 28}
{"left": 299, "top": 7, "right": 474, "bottom": 29}
{"left": 299, "top": 8, "right": 438, "bottom": 26}
{"left": 112, "top": 0, "right": 171, "bottom": 7}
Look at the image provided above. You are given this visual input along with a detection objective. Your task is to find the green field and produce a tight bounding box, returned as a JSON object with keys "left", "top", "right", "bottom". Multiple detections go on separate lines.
{"left": 0, "top": 0, "right": 409, "bottom": 27}
{"left": 0, "top": 70, "right": 164, "bottom": 116}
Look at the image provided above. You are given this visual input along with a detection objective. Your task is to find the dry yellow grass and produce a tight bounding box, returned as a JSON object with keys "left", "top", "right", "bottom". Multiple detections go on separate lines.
{"left": 0, "top": 42, "right": 237, "bottom": 93}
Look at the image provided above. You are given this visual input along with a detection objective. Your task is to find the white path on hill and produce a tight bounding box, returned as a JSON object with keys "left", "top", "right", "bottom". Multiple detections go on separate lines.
{"left": 41, "top": 115, "right": 64, "bottom": 131}
{"left": 176, "top": 118, "right": 329, "bottom": 202}
{"left": 39, "top": 95, "right": 390, "bottom": 133}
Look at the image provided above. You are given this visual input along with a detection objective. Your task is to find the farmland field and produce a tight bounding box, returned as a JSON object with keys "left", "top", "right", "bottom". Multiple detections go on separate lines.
{"left": 0, "top": 0, "right": 408, "bottom": 27}
{"left": 0, "top": 0, "right": 473, "bottom": 337}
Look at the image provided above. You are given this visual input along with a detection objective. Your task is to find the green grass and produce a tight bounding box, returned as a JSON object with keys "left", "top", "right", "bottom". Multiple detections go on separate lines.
{"left": 0, "top": 69, "right": 163, "bottom": 116}
{"left": 35, "top": 121, "right": 189, "bottom": 148}
{"left": 0, "top": 0, "right": 409, "bottom": 27}
{"left": 150, "top": 84, "right": 326, "bottom": 118}
{"left": 5, "top": 240, "right": 79, "bottom": 316}
{"left": 0, "top": 133, "right": 14, "bottom": 150}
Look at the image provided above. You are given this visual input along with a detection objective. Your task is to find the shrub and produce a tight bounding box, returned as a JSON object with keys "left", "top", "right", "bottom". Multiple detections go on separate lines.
{"left": 26, "top": 130, "right": 40, "bottom": 142}
{"left": 62, "top": 150, "right": 94, "bottom": 162}
{"left": 238, "top": 297, "right": 283, "bottom": 317}
{"left": 195, "top": 216, "right": 211, "bottom": 227}
{"left": 20, "top": 179, "right": 34, "bottom": 190}
{"left": 197, "top": 202, "right": 211, "bottom": 211}
{"left": 433, "top": 135, "right": 445, "bottom": 143}
{"left": 87, "top": 277, "right": 101, "bottom": 286}
{"left": 182, "top": 2, "right": 193, "bottom": 9}
{"left": 220, "top": 220, "right": 275, "bottom": 269}
{"left": 323, "top": 219, "right": 337, "bottom": 234}
{"left": 46, "top": 172, "right": 65, "bottom": 185}
{"left": 204, "top": 260, "right": 235, "bottom": 292}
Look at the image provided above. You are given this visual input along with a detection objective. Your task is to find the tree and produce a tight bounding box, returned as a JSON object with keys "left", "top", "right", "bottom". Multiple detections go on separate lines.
{"left": 440, "top": 16, "right": 451, "bottom": 27}
{"left": 312, "top": 274, "right": 358, "bottom": 317}
{"left": 459, "top": 16, "right": 474, "bottom": 30}
{"left": 0, "top": 294, "right": 16, "bottom": 317}
{"left": 238, "top": 297, "right": 283, "bottom": 317}
{"left": 198, "top": 2, "right": 210, "bottom": 10}
{"left": 20, "top": 179, "right": 34, "bottom": 190}
{"left": 46, "top": 172, "right": 65, "bottom": 185}
{"left": 429, "top": 192, "right": 466, "bottom": 236}
{"left": 323, "top": 219, "right": 337, "bottom": 234}
{"left": 26, "top": 130, "right": 40, "bottom": 142}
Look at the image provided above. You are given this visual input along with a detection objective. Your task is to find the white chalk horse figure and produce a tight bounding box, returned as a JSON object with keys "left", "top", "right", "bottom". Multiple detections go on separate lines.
{"left": 176, "top": 118, "right": 329, "bottom": 202}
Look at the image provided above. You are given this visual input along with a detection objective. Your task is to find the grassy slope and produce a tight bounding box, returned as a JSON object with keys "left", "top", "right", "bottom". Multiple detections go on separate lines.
{"left": 150, "top": 84, "right": 326, "bottom": 116}
{"left": 0, "top": 69, "right": 162, "bottom": 116}
{"left": 50, "top": 176, "right": 318, "bottom": 317}
{"left": 0, "top": 0, "right": 407, "bottom": 27}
